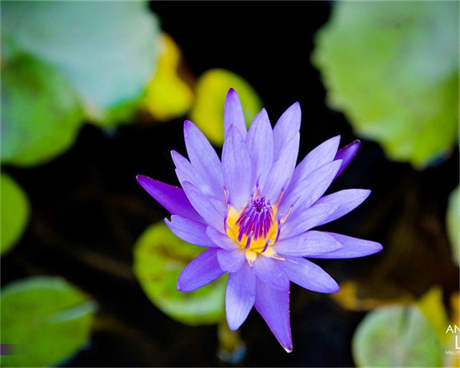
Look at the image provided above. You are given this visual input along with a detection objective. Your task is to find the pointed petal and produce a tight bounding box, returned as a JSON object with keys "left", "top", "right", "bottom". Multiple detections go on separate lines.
{"left": 171, "top": 150, "right": 196, "bottom": 185}
{"left": 177, "top": 248, "right": 224, "bottom": 292}
{"left": 165, "top": 215, "right": 214, "bottom": 247}
{"left": 334, "top": 140, "right": 360, "bottom": 178}
{"left": 309, "top": 232, "right": 382, "bottom": 259}
{"left": 182, "top": 181, "right": 226, "bottom": 232}
{"left": 226, "top": 263, "right": 256, "bottom": 330}
{"left": 263, "top": 133, "right": 300, "bottom": 203}
{"left": 222, "top": 126, "right": 252, "bottom": 209}
{"left": 206, "top": 226, "right": 238, "bottom": 250}
{"left": 275, "top": 231, "right": 342, "bottom": 257}
{"left": 171, "top": 150, "right": 216, "bottom": 198}
{"left": 224, "top": 88, "right": 246, "bottom": 138}
{"left": 312, "top": 189, "right": 371, "bottom": 227}
{"left": 283, "top": 136, "right": 340, "bottom": 206}
{"left": 217, "top": 249, "right": 245, "bottom": 272}
{"left": 254, "top": 256, "right": 289, "bottom": 290}
{"left": 247, "top": 108, "right": 274, "bottom": 188}
{"left": 184, "top": 120, "right": 225, "bottom": 200}
{"left": 137, "top": 175, "right": 203, "bottom": 223}
{"left": 255, "top": 278, "right": 292, "bottom": 352}
{"left": 273, "top": 102, "right": 301, "bottom": 159}
{"left": 279, "top": 160, "right": 342, "bottom": 217}
{"left": 280, "top": 257, "right": 339, "bottom": 293}
{"left": 280, "top": 201, "right": 338, "bottom": 240}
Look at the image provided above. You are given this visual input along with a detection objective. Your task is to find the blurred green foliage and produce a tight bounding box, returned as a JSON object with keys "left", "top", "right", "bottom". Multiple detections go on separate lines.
{"left": 190, "top": 69, "right": 262, "bottom": 145}
{"left": 1, "top": 277, "right": 95, "bottom": 367}
{"left": 352, "top": 288, "right": 451, "bottom": 367}
{"left": 1, "top": 55, "right": 83, "bottom": 166}
{"left": 2, "top": 0, "right": 159, "bottom": 126}
{"left": 0, "top": 174, "right": 29, "bottom": 255}
{"left": 1, "top": 0, "right": 159, "bottom": 167}
{"left": 313, "top": 1, "right": 459, "bottom": 168}
{"left": 133, "top": 222, "right": 226, "bottom": 325}
{"left": 353, "top": 306, "right": 443, "bottom": 366}
{"left": 447, "top": 186, "right": 460, "bottom": 266}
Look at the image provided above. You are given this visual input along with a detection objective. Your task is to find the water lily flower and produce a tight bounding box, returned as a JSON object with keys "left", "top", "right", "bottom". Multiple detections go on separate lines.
{"left": 137, "top": 89, "right": 382, "bottom": 352}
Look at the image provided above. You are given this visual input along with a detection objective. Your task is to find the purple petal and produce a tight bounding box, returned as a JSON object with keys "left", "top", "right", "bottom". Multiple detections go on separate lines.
{"left": 136, "top": 175, "right": 203, "bottom": 223}
{"left": 334, "top": 140, "right": 360, "bottom": 178}
{"left": 247, "top": 108, "right": 274, "bottom": 189}
{"left": 255, "top": 278, "right": 292, "bottom": 352}
{"left": 171, "top": 150, "right": 196, "bottom": 184}
{"left": 263, "top": 134, "right": 300, "bottom": 203}
{"left": 182, "top": 181, "right": 226, "bottom": 232}
{"left": 309, "top": 232, "right": 382, "bottom": 259}
{"left": 177, "top": 248, "right": 224, "bottom": 292}
{"left": 226, "top": 263, "right": 256, "bottom": 330}
{"left": 312, "top": 189, "right": 371, "bottom": 227}
{"left": 171, "top": 150, "right": 216, "bottom": 198}
{"left": 224, "top": 88, "right": 246, "bottom": 139}
{"left": 273, "top": 102, "right": 301, "bottom": 159}
{"left": 254, "top": 256, "right": 289, "bottom": 291}
{"left": 183, "top": 120, "right": 225, "bottom": 201}
{"left": 217, "top": 249, "right": 245, "bottom": 272}
{"left": 206, "top": 226, "right": 238, "bottom": 250}
{"left": 283, "top": 136, "right": 340, "bottom": 203}
{"left": 279, "top": 256, "right": 339, "bottom": 293}
{"left": 274, "top": 231, "right": 342, "bottom": 257}
{"left": 222, "top": 126, "right": 252, "bottom": 209}
{"left": 279, "top": 201, "right": 338, "bottom": 240}
{"left": 165, "top": 215, "right": 214, "bottom": 247}
{"left": 279, "top": 160, "right": 342, "bottom": 217}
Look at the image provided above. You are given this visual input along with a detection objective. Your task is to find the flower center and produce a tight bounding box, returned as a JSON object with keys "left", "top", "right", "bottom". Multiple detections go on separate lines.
{"left": 226, "top": 195, "right": 280, "bottom": 261}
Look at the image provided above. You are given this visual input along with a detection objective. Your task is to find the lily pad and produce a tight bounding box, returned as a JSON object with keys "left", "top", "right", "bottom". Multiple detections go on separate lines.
{"left": 133, "top": 222, "right": 226, "bottom": 325}
{"left": 0, "top": 276, "right": 95, "bottom": 367}
{"left": 447, "top": 186, "right": 460, "bottom": 266}
{"left": 143, "top": 34, "right": 194, "bottom": 121}
{"left": 1, "top": 54, "right": 83, "bottom": 166}
{"left": 189, "top": 69, "right": 262, "bottom": 145}
{"left": 352, "top": 305, "right": 444, "bottom": 367}
{"left": 313, "top": 1, "right": 458, "bottom": 168}
{"left": 2, "top": 1, "right": 159, "bottom": 125}
{"left": 0, "top": 174, "right": 30, "bottom": 255}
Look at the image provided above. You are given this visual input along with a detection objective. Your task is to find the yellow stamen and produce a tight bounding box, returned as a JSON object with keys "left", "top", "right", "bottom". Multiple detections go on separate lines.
{"left": 226, "top": 204, "right": 280, "bottom": 263}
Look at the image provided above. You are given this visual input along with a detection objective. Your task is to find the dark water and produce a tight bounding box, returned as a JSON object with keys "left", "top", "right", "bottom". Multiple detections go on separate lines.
{"left": 2, "top": 2, "right": 458, "bottom": 366}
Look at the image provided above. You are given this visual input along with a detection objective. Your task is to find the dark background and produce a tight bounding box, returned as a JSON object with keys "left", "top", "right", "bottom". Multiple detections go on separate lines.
{"left": 2, "top": 2, "right": 458, "bottom": 366}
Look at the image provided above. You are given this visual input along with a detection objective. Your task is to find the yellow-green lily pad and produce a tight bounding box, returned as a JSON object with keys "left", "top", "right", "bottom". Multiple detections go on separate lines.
{"left": 0, "top": 174, "right": 30, "bottom": 255}
{"left": 1, "top": 277, "right": 95, "bottom": 367}
{"left": 1, "top": 54, "right": 83, "bottom": 167}
{"left": 352, "top": 304, "right": 444, "bottom": 367}
{"left": 133, "top": 222, "right": 226, "bottom": 326}
{"left": 190, "top": 69, "right": 262, "bottom": 145}
{"left": 313, "top": 1, "right": 458, "bottom": 168}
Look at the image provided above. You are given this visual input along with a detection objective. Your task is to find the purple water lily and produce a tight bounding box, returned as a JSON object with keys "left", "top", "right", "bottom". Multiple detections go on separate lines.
{"left": 137, "top": 89, "right": 382, "bottom": 352}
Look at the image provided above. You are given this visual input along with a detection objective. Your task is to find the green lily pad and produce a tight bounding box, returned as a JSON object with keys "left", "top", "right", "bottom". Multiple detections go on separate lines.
{"left": 1, "top": 276, "right": 95, "bottom": 367}
{"left": 352, "top": 305, "right": 444, "bottom": 367}
{"left": 1, "top": 54, "right": 83, "bottom": 166}
{"left": 313, "top": 1, "right": 458, "bottom": 168}
{"left": 133, "top": 222, "right": 226, "bottom": 325}
{"left": 189, "top": 69, "right": 262, "bottom": 145}
{"left": 0, "top": 174, "right": 30, "bottom": 255}
{"left": 447, "top": 186, "right": 460, "bottom": 266}
{"left": 2, "top": 1, "right": 159, "bottom": 125}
